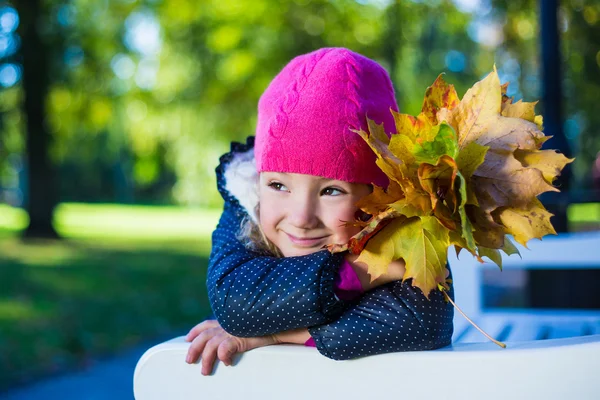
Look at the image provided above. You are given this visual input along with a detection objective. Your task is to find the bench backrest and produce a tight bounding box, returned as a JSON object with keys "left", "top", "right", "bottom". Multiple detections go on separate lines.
{"left": 448, "top": 231, "right": 600, "bottom": 318}
{"left": 134, "top": 335, "right": 600, "bottom": 400}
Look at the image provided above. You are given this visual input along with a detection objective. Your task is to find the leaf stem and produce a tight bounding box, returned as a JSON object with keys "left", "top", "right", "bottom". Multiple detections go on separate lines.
{"left": 440, "top": 289, "right": 507, "bottom": 349}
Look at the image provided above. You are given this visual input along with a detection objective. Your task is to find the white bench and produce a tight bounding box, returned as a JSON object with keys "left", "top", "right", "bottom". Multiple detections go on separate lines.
{"left": 134, "top": 231, "right": 600, "bottom": 400}
{"left": 449, "top": 231, "right": 600, "bottom": 343}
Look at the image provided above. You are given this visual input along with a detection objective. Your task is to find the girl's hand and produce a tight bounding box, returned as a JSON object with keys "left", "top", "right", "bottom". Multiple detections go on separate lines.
{"left": 345, "top": 254, "right": 450, "bottom": 291}
{"left": 185, "top": 320, "right": 276, "bottom": 375}
{"left": 345, "top": 254, "right": 406, "bottom": 291}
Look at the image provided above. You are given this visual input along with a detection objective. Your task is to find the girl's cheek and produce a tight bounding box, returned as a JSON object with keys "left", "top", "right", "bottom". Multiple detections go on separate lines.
{"left": 259, "top": 191, "right": 283, "bottom": 227}
{"left": 329, "top": 203, "right": 361, "bottom": 235}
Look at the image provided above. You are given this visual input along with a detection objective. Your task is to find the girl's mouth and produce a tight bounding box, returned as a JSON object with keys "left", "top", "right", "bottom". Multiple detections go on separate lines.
{"left": 285, "top": 233, "right": 328, "bottom": 247}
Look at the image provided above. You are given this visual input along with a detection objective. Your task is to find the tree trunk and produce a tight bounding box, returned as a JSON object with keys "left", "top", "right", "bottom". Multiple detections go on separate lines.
{"left": 17, "top": 0, "right": 59, "bottom": 239}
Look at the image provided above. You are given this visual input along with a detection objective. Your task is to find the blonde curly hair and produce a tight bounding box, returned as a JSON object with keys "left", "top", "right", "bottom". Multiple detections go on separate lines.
{"left": 237, "top": 205, "right": 283, "bottom": 258}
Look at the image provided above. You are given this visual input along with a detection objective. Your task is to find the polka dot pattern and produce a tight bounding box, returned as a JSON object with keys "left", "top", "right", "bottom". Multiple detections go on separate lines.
{"left": 209, "top": 138, "right": 454, "bottom": 357}
{"left": 309, "top": 278, "right": 454, "bottom": 360}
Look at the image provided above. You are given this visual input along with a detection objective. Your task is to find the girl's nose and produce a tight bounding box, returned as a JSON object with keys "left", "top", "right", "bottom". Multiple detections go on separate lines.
{"left": 288, "top": 195, "right": 319, "bottom": 229}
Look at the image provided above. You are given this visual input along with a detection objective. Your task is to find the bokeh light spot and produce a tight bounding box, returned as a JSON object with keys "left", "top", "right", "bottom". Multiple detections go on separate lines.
{"left": 0, "top": 33, "right": 19, "bottom": 57}
{"left": 445, "top": 50, "right": 466, "bottom": 72}
{"left": 583, "top": 6, "right": 597, "bottom": 25}
{"left": 90, "top": 98, "right": 113, "bottom": 129}
{"left": 564, "top": 117, "right": 581, "bottom": 140}
{"left": 135, "top": 58, "right": 158, "bottom": 90}
{"left": 570, "top": 52, "right": 583, "bottom": 73}
{"left": 217, "top": 51, "right": 256, "bottom": 84}
{"left": 134, "top": 158, "right": 159, "bottom": 186}
{"left": 0, "top": 63, "right": 21, "bottom": 87}
{"left": 0, "top": 6, "right": 19, "bottom": 33}
{"left": 64, "top": 46, "right": 84, "bottom": 68}
{"left": 49, "top": 87, "right": 73, "bottom": 112}
{"left": 127, "top": 99, "right": 148, "bottom": 122}
{"left": 111, "top": 54, "right": 136, "bottom": 80}
{"left": 354, "top": 24, "right": 376, "bottom": 45}
{"left": 207, "top": 25, "right": 243, "bottom": 53}
{"left": 452, "top": 0, "right": 480, "bottom": 14}
{"left": 516, "top": 19, "right": 534, "bottom": 40}
{"left": 304, "top": 16, "right": 325, "bottom": 36}
{"left": 57, "top": 4, "right": 76, "bottom": 26}
{"left": 124, "top": 10, "right": 162, "bottom": 56}
{"left": 467, "top": 20, "right": 504, "bottom": 47}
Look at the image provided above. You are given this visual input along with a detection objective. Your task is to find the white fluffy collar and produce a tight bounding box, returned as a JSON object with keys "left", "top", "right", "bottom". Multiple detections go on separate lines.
{"left": 224, "top": 148, "right": 260, "bottom": 223}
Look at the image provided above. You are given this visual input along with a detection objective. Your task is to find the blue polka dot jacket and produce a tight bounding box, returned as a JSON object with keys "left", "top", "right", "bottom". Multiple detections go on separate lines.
{"left": 207, "top": 137, "right": 454, "bottom": 360}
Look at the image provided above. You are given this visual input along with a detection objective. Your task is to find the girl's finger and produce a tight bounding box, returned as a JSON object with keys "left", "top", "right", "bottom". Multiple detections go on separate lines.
{"left": 185, "top": 319, "right": 220, "bottom": 342}
{"left": 186, "top": 329, "right": 216, "bottom": 363}
{"left": 201, "top": 336, "right": 222, "bottom": 376}
{"left": 217, "top": 338, "right": 238, "bottom": 366}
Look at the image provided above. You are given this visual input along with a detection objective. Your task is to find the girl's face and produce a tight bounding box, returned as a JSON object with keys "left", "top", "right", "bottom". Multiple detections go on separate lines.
{"left": 259, "top": 172, "right": 372, "bottom": 257}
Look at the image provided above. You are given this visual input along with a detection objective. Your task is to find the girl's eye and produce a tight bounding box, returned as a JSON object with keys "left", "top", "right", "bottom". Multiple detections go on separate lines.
{"left": 268, "top": 182, "right": 288, "bottom": 192}
{"left": 321, "top": 187, "right": 345, "bottom": 196}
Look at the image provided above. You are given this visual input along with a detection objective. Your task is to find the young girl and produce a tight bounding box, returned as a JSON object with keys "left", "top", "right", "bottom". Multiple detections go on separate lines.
{"left": 185, "top": 48, "right": 454, "bottom": 375}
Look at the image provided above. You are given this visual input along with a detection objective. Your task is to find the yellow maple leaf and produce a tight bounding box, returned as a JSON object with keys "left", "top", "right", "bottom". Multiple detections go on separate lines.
{"left": 453, "top": 69, "right": 544, "bottom": 153}
{"left": 501, "top": 99, "right": 538, "bottom": 122}
{"left": 500, "top": 90, "right": 543, "bottom": 130}
{"left": 494, "top": 198, "right": 557, "bottom": 247}
{"left": 456, "top": 141, "right": 488, "bottom": 181}
{"left": 355, "top": 122, "right": 406, "bottom": 184}
{"left": 356, "top": 181, "right": 404, "bottom": 216}
{"left": 421, "top": 74, "right": 461, "bottom": 124}
{"left": 388, "top": 129, "right": 417, "bottom": 167}
{"left": 388, "top": 187, "right": 431, "bottom": 218}
{"left": 475, "top": 117, "right": 544, "bottom": 152}
{"left": 534, "top": 115, "right": 544, "bottom": 130}
{"left": 393, "top": 111, "right": 432, "bottom": 143}
{"left": 454, "top": 68, "right": 502, "bottom": 149}
{"left": 471, "top": 150, "right": 558, "bottom": 213}
{"left": 356, "top": 216, "right": 449, "bottom": 297}
{"left": 513, "top": 149, "right": 574, "bottom": 185}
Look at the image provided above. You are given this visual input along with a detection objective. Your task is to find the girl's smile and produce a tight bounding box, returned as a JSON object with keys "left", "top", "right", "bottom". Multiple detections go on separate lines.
{"left": 259, "top": 172, "right": 372, "bottom": 257}
{"left": 285, "top": 233, "right": 329, "bottom": 247}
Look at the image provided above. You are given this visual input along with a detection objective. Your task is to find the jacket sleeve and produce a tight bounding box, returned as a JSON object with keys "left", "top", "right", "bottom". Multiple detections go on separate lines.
{"left": 208, "top": 192, "right": 348, "bottom": 338}
{"left": 307, "top": 277, "right": 455, "bottom": 360}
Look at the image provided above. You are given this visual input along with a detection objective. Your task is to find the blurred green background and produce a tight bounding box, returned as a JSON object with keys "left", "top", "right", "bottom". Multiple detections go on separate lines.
{"left": 0, "top": 0, "right": 599, "bottom": 392}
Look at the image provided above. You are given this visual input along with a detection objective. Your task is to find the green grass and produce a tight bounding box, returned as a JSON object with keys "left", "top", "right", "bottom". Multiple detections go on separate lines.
{"left": 0, "top": 203, "right": 221, "bottom": 391}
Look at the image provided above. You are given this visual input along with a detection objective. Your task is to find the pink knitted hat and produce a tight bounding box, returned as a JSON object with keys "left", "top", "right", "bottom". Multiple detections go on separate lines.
{"left": 255, "top": 48, "right": 398, "bottom": 187}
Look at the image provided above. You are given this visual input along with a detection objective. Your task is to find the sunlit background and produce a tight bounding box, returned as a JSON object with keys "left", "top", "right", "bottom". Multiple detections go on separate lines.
{"left": 0, "top": 0, "right": 598, "bottom": 393}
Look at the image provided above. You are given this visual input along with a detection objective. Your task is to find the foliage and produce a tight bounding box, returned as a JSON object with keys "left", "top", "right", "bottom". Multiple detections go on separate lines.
{"left": 330, "top": 71, "right": 571, "bottom": 297}
{"left": 0, "top": 1, "right": 598, "bottom": 206}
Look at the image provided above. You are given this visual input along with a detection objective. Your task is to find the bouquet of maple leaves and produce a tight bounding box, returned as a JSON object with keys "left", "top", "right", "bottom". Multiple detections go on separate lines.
{"left": 329, "top": 68, "right": 572, "bottom": 300}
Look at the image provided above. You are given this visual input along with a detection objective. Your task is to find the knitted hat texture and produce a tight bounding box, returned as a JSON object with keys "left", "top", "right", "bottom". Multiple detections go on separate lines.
{"left": 255, "top": 48, "right": 398, "bottom": 187}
